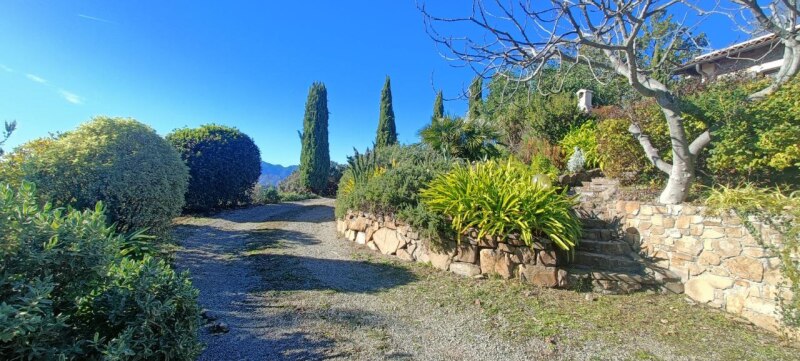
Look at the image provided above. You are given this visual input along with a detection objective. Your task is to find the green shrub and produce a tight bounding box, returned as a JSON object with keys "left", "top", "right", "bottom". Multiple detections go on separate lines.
{"left": 279, "top": 161, "right": 343, "bottom": 197}
{"left": 527, "top": 92, "right": 592, "bottom": 144}
{"left": 167, "top": 124, "right": 261, "bottom": 212}
{"left": 560, "top": 121, "right": 601, "bottom": 169}
{"left": 0, "top": 183, "right": 202, "bottom": 360}
{"left": 421, "top": 159, "right": 581, "bottom": 251}
{"left": 279, "top": 191, "right": 317, "bottom": 202}
{"left": 596, "top": 118, "right": 654, "bottom": 184}
{"left": 251, "top": 184, "right": 281, "bottom": 204}
{"left": 706, "top": 184, "right": 799, "bottom": 328}
{"left": 683, "top": 77, "right": 799, "bottom": 185}
{"left": 20, "top": 117, "right": 188, "bottom": 236}
{"left": 0, "top": 137, "right": 55, "bottom": 189}
{"left": 335, "top": 145, "right": 453, "bottom": 242}
{"left": 530, "top": 154, "right": 560, "bottom": 180}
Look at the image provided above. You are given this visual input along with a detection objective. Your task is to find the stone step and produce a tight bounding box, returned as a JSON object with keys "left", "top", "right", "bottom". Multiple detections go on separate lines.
{"left": 581, "top": 228, "right": 615, "bottom": 241}
{"left": 579, "top": 218, "right": 609, "bottom": 228}
{"left": 568, "top": 267, "right": 684, "bottom": 294}
{"left": 576, "top": 239, "right": 631, "bottom": 255}
{"left": 573, "top": 251, "right": 643, "bottom": 272}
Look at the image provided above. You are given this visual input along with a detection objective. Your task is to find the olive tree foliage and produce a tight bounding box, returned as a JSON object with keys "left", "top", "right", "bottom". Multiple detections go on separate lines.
{"left": 730, "top": 0, "right": 800, "bottom": 100}
{"left": 419, "top": 0, "right": 792, "bottom": 204}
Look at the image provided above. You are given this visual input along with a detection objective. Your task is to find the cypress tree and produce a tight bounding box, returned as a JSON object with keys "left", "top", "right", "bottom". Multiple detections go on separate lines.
{"left": 432, "top": 90, "right": 444, "bottom": 122}
{"left": 375, "top": 76, "right": 398, "bottom": 148}
{"left": 299, "top": 82, "right": 330, "bottom": 194}
{"left": 468, "top": 76, "right": 483, "bottom": 120}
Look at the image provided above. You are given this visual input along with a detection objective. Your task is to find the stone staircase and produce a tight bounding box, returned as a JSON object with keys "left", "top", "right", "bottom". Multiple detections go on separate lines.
{"left": 567, "top": 178, "right": 683, "bottom": 294}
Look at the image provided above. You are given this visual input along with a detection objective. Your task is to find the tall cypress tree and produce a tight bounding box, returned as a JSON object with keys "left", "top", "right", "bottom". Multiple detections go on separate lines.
{"left": 468, "top": 76, "right": 483, "bottom": 120}
{"left": 375, "top": 76, "right": 398, "bottom": 148}
{"left": 299, "top": 82, "right": 330, "bottom": 194}
{"left": 432, "top": 90, "right": 444, "bottom": 122}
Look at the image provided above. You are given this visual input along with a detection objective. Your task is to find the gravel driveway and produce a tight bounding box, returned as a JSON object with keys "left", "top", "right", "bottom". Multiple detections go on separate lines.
{"left": 173, "top": 198, "right": 557, "bottom": 361}
{"left": 174, "top": 198, "right": 797, "bottom": 361}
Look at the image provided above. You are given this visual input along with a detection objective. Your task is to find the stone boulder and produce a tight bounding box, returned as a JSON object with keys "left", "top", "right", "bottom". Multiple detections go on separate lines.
{"left": 429, "top": 250, "right": 453, "bottom": 271}
{"left": 519, "top": 264, "right": 558, "bottom": 287}
{"left": 373, "top": 228, "right": 401, "bottom": 255}
{"left": 450, "top": 262, "right": 481, "bottom": 277}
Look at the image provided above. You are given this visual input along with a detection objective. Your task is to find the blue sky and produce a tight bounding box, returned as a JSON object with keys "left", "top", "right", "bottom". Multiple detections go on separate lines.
{"left": 0, "top": 1, "right": 751, "bottom": 165}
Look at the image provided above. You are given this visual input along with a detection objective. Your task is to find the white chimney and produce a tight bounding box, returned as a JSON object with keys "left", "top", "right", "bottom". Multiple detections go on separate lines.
{"left": 576, "top": 89, "right": 593, "bottom": 113}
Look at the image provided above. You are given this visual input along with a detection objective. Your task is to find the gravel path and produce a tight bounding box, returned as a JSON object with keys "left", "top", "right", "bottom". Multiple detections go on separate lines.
{"left": 174, "top": 199, "right": 796, "bottom": 361}
{"left": 173, "top": 198, "right": 558, "bottom": 361}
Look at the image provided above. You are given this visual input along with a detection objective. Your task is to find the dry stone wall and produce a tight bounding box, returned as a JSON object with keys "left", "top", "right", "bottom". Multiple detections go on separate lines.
{"left": 578, "top": 178, "right": 791, "bottom": 333}
{"left": 336, "top": 210, "right": 569, "bottom": 288}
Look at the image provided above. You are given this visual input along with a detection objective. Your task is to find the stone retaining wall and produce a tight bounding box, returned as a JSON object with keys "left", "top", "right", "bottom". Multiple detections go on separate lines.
{"left": 573, "top": 177, "right": 794, "bottom": 333}
{"left": 612, "top": 201, "right": 789, "bottom": 332}
{"left": 336, "top": 210, "right": 569, "bottom": 288}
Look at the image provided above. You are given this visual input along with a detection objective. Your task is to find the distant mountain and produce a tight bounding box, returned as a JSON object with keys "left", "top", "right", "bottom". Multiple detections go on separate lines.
{"left": 259, "top": 162, "right": 298, "bottom": 186}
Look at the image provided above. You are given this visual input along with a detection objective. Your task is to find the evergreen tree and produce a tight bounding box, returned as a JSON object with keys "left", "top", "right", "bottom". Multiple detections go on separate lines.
{"left": 432, "top": 90, "right": 444, "bottom": 122}
{"left": 299, "top": 82, "right": 330, "bottom": 194}
{"left": 375, "top": 76, "right": 398, "bottom": 148}
{"left": 468, "top": 76, "right": 483, "bottom": 120}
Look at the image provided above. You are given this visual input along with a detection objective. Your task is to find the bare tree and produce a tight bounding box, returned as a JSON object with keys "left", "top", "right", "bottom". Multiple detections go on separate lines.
{"left": 731, "top": 0, "right": 800, "bottom": 100}
{"left": 421, "top": 0, "right": 717, "bottom": 204}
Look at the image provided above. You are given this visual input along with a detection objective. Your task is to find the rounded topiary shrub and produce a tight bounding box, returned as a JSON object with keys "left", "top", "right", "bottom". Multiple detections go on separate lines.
{"left": 25, "top": 116, "right": 189, "bottom": 236}
{"left": 167, "top": 124, "right": 261, "bottom": 212}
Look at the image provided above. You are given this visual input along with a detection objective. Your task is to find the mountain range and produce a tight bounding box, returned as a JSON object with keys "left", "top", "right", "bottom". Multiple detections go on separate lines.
{"left": 259, "top": 162, "right": 298, "bottom": 186}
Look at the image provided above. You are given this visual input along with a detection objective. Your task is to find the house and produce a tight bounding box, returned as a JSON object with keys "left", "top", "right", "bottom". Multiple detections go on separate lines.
{"left": 674, "top": 31, "right": 788, "bottom": 82}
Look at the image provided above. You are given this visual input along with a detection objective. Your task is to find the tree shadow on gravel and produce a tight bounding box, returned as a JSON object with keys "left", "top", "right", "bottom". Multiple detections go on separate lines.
{"left": 200, "top": 303, "right": 414, "bottom": 361}
{"left": 209, "top": 202, "right": 335, "bottom": 224}
{"left": 250, "top": 253, "right": 417, "bottom": 294}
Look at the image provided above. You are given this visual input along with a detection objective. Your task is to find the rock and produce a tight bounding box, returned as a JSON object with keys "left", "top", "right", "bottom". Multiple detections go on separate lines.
{"left": 449, "top": 262, "right": 481, "bottom": 277}
{"left": 355, "top": 232, "right": 366, "bottom": 245}
{"left": 373, "top": 228, "right": 401, "bottom": 255}
{"left": 509, "top": 246, "right": 534, "bottom": 264}
{"left": 396, "top": 248, "right": 414, "bottom": 262}
{"left": 478, "top": 236, "right": 497, "bottom": 248}
{"left": 698, "top": 251, "right": 721, "bottom": 266}
{"left": 712, "top": 239, "right": 742, "bottom": 258}
{"left": 406, "top": 242, "right": 417, "bottom": 256}
{"left": 744, "top": 297, "right": 776, "bottom": 315}
{"left": 429, "top": 250, "right": 452, "bottom": 271}
{"left": 726, "top": 292, "right": 746, "bottom": 314}
{"left": 684, "top": 274, "right": 733, "bottom": 303}
{"left": 365, "top": 226, "right": 378, "bottom": 243}
{"left": 479, "top": 249, "right": 497, "bottom": 274}
{"left": 345, "top": 229, "right": 356, "bottom": 241}
{"left": 454, "top": 244, "right": 478, "bottom": 263}
{"left": 494, "top": 253, "right": 515, "bottom": 279}
{"left": 537, "top": 250, "right": 558, "bottom": 266}
{"left": 556, "top": 269, "right": 569, "bottom": 288}
{"left": 684, "top": 278, "right": 715, "bottom": 303}
{"left": 702, "top": 227, "right": 725, "bottom": 239}
{"left": 349, "top": 217, "right": 368, "bottom": 232}
{"left": 367, "top": 241, "right": 379, "bottom": 251}
{"left": 675, "top": 236, "right": 702, "bottom": 256}
{"left": 519, "top": 264, "right": 558, "bottom": 287}
{"left": 209, "top": 322, "right": 229, "bottom": 334}
{"left": 413, "top": 243, "right": 430, "bottom": 263}
{"left": 725, "top": 256, "right": 764, "bottom": 282}
{"left": 497, "top": 242, "right": 513, "bottom": 253}
{"left": 201, "top": 309, "right": 218, "bottom": 321}
{"left": 336, "top": 219, "right": 347, "bottom": 235}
